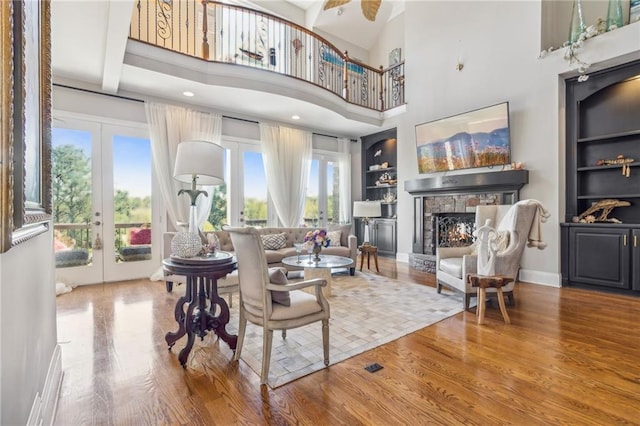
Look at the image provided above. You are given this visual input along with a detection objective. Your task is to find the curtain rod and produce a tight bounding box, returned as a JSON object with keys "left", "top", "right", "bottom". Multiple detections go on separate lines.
{"left": 53, "top": 83, "right": 357, "bottom": 141}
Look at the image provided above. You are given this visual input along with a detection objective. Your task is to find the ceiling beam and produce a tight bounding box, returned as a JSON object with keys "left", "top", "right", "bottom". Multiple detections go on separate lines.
{"left": 102, "top": 0, "right": 135, "bottom": 94}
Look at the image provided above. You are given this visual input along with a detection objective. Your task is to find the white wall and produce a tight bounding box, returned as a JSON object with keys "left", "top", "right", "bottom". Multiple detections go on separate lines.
{"left": 388, "top": 1, "right": 640, "bottom": 286}
{"left": 1, "top": 228, "right": 59, "bottom": 424}
{"left": 369, "top": 13, "right": 405, "bottom": 70}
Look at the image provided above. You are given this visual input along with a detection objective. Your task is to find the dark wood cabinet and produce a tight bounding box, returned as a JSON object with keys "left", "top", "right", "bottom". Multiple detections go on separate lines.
{"left": 562, "top": 59, "right": 640, "bottom": 295}
{"left": 358, "top": 128, "right": 397, "bottom": 256}
{"left": 371, "top": 219, "right": 397, "bottom": 257}
{"left": 568, "top": 226, "right": 630, "bottom": 290}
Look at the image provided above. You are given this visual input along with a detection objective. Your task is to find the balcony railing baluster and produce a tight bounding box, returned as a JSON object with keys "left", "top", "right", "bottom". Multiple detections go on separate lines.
{"left": 129, "top": 0, "right": 404, "bottom": 112}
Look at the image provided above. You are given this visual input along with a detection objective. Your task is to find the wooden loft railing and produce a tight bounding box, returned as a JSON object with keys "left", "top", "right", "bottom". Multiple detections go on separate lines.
{"left": 129, "top": 0, "right": 405, "bottom": 112}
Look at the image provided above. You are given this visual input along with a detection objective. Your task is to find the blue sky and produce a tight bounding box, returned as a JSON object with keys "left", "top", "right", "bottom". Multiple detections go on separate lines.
{"left": 52, "top": 128, "right": 152, "bottom": 198}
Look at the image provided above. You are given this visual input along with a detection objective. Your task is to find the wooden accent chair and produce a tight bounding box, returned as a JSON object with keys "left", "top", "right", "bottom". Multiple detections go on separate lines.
{"left": 436, "top": 202, "right": 540, "bottom": 310}
{"left": 227, "top": 226, "right": 331, "bottom": 386}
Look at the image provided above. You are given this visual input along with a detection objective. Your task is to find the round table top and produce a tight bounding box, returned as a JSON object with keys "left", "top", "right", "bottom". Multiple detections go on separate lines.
{"left": 163, "top": 251, "right": 236, "bottom": 276}
{"left": 282, "top": 254, "right": 354, "bottom": 269}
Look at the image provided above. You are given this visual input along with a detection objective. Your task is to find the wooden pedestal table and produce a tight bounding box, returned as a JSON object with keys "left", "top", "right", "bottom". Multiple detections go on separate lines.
{"left": 282, "top": 254, "right": 354, "bottom": 298}
{"left": 163, "top": 252, "right": 237, "bottom": 367}
{"left": 358, "top": 244, "right": 379, "bottom": 272}
{"left": 467, "top": 274, "right": 513, "bottom": 325}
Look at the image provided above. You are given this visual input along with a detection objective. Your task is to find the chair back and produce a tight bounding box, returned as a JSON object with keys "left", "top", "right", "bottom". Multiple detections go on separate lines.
{"left": 226, "top": 227, "right": 271, "bottom": 315}
{"left": 475, "top": 203, "right": 537, "bottom": 276}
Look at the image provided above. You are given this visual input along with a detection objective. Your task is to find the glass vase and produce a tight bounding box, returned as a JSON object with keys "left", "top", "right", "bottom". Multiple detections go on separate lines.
{"left": 606, "top": 0, "right": 624, "bottom": 31}
{"left": 313, "top": 245, "right": 322, "bottom": 262}
{"left": 568, "top": 0, "right": 586, "bottom": 43}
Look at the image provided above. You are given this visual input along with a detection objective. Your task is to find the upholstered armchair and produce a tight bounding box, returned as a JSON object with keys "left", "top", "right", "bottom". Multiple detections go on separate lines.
{"left": 227, "top": 226, "right": 331, "bottom": 386}
{"left": 436, "top": 202, "right": 543, "bottom": 310}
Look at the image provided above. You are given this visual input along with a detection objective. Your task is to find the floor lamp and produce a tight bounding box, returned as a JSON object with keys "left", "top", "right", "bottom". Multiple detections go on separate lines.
{"left": 353, "top": 201, "right": 381, "bottom": 246}
{"left": 171, "top": 140, "right": 225, "bottom": 257}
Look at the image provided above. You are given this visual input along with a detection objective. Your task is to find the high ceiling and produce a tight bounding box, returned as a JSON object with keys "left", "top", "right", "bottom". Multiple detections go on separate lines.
{"left": 50, "top": 0, "right": 404, "bottom": 138}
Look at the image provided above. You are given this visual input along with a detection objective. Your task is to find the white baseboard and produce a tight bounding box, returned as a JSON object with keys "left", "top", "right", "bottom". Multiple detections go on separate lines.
{"left": 396, "top": 252, "right": 409, "bottom": 263}
{"left": 519, "top": 269, "right": 561, "bottom": 287}
{"left": 28, "top": 344, "right": 63, "bottom": 426}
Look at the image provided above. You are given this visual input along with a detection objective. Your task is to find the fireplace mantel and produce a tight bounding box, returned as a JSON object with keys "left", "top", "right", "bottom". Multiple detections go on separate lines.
{"left": 404, "top": 170, "right": 529, "bottom": 195}
{"left": 405, "top": 169, "right": 529, "bottom": 273}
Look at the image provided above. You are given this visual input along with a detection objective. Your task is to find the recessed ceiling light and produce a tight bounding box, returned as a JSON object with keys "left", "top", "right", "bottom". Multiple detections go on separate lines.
{"left": 183, "top": 91, "right": 194, "bottom": 97}
{"left": 291, "top": 115, "right": 300, "bottom": 120}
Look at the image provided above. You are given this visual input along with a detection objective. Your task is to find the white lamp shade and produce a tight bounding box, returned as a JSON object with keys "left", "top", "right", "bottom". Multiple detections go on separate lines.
{"left": 353, "top": 201, "right": 382, "bottom": 218}
{"left": 174, "top": 140, "right": 225, "bottom": 185}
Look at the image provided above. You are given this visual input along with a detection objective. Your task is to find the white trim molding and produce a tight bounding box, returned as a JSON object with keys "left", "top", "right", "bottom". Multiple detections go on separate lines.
{"left": 27, "top": 344, "right": 62, "bottom": 426}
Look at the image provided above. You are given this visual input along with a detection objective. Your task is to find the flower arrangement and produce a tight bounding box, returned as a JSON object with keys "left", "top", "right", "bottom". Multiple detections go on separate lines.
{"left": 539, "top": 19, "right": 605, "bottom": 83}
{"left": 304, "top": 229, "right": 331, "bottom": 249}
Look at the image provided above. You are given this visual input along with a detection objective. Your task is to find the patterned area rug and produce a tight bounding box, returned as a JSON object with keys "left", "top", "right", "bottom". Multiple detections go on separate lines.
{"left": 225, "top": 271, "right": 463, "bottom": 388}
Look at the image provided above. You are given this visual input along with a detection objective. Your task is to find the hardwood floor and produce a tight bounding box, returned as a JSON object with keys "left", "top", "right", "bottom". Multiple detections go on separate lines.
{"left": 54, "top": 257, "right": 640, "bottom": 425}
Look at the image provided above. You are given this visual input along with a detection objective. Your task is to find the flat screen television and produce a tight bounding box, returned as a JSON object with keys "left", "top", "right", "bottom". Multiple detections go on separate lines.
{"left": 415, "top": 102, "right": 511, "bottom": 174}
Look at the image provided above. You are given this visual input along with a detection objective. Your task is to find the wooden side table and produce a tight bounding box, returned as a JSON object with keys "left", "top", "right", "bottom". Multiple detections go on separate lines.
{"left": 163, "top": 253, "right": 237, "bottom": 367}
{"left": 467, "top": 274, "right": 513, "bottom": 325}
{"left": 359, "top": 244, "right": 379, "bottom": 272}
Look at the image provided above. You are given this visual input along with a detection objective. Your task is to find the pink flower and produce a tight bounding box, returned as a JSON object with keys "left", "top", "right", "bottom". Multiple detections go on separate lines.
{"left": 304, "top": 229, "right": 331, "bottom": 248}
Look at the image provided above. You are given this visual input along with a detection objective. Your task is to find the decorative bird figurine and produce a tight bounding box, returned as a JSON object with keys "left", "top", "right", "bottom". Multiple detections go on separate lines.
{"left": 324, "top": 0, "right": 382, "bottom": 22}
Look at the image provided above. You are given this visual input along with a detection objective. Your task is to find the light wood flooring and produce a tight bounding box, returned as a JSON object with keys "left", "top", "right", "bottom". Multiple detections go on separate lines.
{"left": 54, "top": 257, "right": 640, "bottom": 425}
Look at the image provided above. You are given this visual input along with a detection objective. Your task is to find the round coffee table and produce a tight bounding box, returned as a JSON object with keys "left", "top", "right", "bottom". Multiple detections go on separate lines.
{"left": 282, "top": 254, "right": 354, "bottom": 297}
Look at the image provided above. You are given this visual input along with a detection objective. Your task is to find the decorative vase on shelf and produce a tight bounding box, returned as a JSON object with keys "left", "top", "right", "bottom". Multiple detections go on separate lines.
{"left": 606, "top": 0, "right": 624, "bottom": 31}
{"left": 568, "top": 0, "right": 586, "bottom": 43}
{"left": 312, "top": 245, "right": 322, "bottom": 262}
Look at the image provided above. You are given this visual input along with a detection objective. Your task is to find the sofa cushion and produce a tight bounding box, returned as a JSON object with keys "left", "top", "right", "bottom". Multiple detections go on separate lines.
{"left": 269, "top": 267, "right": 291, "bottom": 306}
{"left": 328, "top": 224, "right": 352, "bottom": 247}
{"left": 439, "top": 257, "right": 463, "bottom": 279}
{"left": 327, "top": 230, "right": 342, "bottom": 246}
{"left": 261, "top": 233, "right": 287, "bottom": 250}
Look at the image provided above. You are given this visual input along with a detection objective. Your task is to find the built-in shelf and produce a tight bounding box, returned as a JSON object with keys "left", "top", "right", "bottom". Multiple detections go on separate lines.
{"left": 577, "top": 129, "right": 640, "bottom": 144}
{"left": 577, "top": 162, "right": 640, "bottom": 171}
{"left": 366, "top": 184, "right": 397, "bottom": 189}
{"left": 577, "top": 193, "right": 640, "bottom": 199}
{"left": 366, "top": 167, "right": 397, "bottom": 174}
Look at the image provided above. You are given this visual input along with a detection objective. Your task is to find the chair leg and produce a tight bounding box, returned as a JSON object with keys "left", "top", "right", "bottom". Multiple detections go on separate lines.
{"left": 232, "top": 310, "right": 247, "bottom": 362}
{"left": 463, "top": 293, "right": 471, "bottom": 311}
{"left": 350, "top": 267, "right": 355, "bottom": 276}
{"left": 228, "top": 292, "right": 233, "bottom": 308}
{"left": 261, "top": 329, "right": 274, "bottom": 385}
{"left": 165, "top": 281, "right": 173, "bottom": 293}
{"left": 322, "top": 319, "right": 330, "bottom": 367}
{"left": 436, "top": 281, "right": 442, "bottom": 294}
{"left": 282, "top": 329, "right": 286, "bottom": 339}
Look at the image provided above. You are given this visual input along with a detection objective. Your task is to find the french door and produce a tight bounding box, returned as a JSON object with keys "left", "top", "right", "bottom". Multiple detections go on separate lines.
{"left": 52, "top": 114, "right": 162, "bottom": 285}
{"left": 304, "top": 153, "right": 343, "bottom": 228}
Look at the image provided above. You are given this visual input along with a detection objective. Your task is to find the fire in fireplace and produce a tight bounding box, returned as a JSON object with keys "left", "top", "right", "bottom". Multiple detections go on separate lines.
{"left": 432, "top": 213, "right": 476, "bottom": 254}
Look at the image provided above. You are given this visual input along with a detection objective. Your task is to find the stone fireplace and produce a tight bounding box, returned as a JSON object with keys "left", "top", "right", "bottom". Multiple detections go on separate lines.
{"left": 404, "top": 170, "right": 529, "bottom": 273}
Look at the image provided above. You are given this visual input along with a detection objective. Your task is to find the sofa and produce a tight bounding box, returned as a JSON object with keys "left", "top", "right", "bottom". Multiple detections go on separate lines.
{"left": 162, "top": 224, "right": 357, "bottom": 292}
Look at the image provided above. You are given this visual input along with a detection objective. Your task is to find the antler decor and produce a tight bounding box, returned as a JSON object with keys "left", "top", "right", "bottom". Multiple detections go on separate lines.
{"left": 597, "top": 154, "right": 634, "bottom": 177}
{"left": 324, "top": 0, "right": 382, "bottom": 22}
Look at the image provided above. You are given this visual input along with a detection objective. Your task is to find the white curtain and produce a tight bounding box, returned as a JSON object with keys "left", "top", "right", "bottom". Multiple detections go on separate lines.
{"left": 145, "top": 102, "right": 223, "bottom": 231}
{"left": 259, "top": 123, "right": 312, "bottom": 227}
{"left": 337, "top": 137, "right": 352, "bottom": 223}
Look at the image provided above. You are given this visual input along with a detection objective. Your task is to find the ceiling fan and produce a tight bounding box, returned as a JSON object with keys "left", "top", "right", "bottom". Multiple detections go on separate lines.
{"left": 323, "top": 0, "right": 382, "bottom": 22}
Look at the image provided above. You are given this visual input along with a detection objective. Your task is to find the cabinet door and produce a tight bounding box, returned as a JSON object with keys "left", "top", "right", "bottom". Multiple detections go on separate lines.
{"left": 569, "top": 227, "right": 630, "bottom": 289}
{"left": 372, "top": 219, "right": 396, "bottom": 257}
{"left": 633, "top": 230, "right": 640, "bottom": 291}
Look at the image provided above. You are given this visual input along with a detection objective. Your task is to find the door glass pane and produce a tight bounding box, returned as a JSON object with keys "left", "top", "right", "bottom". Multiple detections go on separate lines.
{"left": 304, "top": 159, "right": 319, "bottom": 227}
{"left": 206, "top": 148, "right": 228, "bottom": 231}
{"left": 113, "top": 135, "right": 152, "bottom": 263}
{"left": 52, "top": 128, "right": 93, "bottom": 268}
{"left": 326, "top": 160, "right": 340, "bottom": 225}
{"left": 243, "top": 151, "right": 267, "bottom": 227}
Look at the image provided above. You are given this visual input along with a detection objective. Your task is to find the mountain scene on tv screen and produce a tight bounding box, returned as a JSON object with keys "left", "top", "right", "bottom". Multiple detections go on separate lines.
{"left": 417, "top": 127, "right": 509, "bottom": 173}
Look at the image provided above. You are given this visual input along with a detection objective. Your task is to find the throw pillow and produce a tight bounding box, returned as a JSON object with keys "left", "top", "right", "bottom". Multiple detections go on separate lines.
{"left": 261, "top": 233, "right": 287, "bottom": 250}
{"left": 327, "top": 230, "right": 342, "bottom": 246}
{"left": 269, "top": 267, "right": 290, "bottom": 306}
{"left": 130, "top": 228, "right": 151, "bottom": 245}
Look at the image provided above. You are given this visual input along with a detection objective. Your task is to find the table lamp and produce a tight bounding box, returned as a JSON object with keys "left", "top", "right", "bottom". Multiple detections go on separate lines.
{"left": 171, "top": 140, "right": 225, "bottom": 257}
{"left": 353, "top": 201, "right": 381, "bottom": 245}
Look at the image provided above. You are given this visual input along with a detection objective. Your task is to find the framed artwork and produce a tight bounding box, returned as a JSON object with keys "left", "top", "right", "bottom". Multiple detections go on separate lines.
{"left": 389, "top": 48, "right": 401, "bottom": 66}
{"left": 631, "top": 0, "right": 640, "bottom": 23}
{"left": 0, "top": 0, "right": 51, "bottom": 252}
